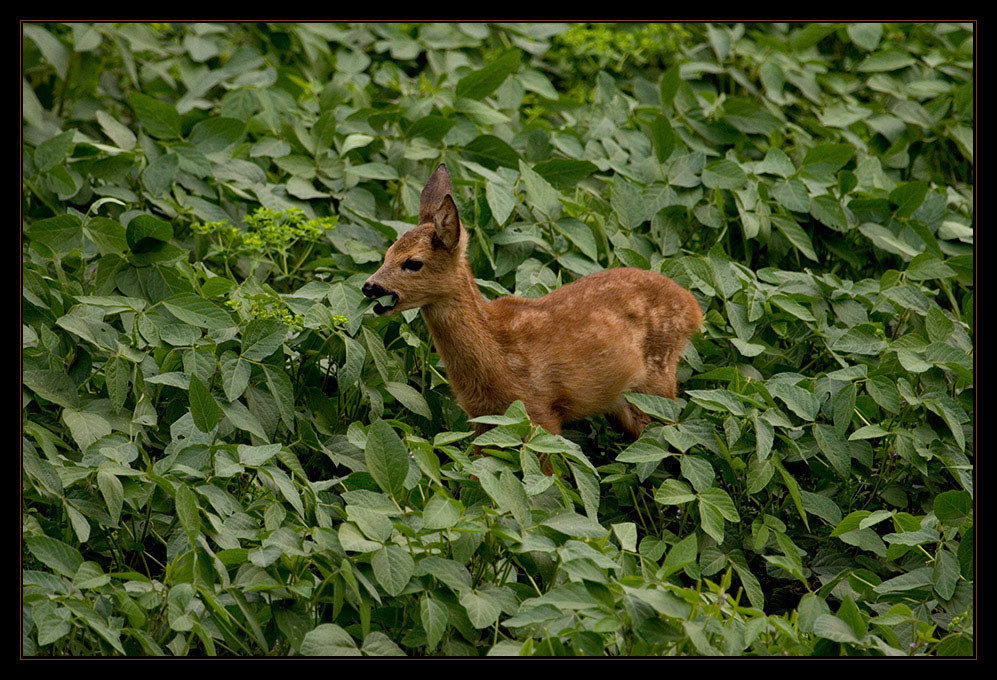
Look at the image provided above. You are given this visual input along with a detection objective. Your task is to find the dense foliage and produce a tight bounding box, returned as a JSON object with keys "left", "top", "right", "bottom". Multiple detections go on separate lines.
{"left": 22, "top": 22, "right": 974, "bottom": 657}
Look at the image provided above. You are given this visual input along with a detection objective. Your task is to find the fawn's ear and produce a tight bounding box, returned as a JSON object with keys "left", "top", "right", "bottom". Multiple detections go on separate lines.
{"left": 432, "top": 194, "right": 461, "bottom": 251}
{"left": 419, "top": 163, "right": 453, "bottom": 225}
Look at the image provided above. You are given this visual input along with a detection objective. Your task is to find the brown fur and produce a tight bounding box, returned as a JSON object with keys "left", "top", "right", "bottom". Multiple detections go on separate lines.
{"left": 364, "top": 164, "right": 703, "bottom": 473}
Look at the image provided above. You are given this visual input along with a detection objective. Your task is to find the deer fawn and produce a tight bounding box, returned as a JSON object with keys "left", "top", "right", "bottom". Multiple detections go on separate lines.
{"left": 362, "top": 164, "right": 702, "bottom": 473}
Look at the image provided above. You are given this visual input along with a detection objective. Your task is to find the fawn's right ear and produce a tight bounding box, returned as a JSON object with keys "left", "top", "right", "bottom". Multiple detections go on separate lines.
{"left": 431, "top": 194, "right": 461, "bottom": 251}
{"left": 419, "top": 163, "right": 453, "bottom": 225}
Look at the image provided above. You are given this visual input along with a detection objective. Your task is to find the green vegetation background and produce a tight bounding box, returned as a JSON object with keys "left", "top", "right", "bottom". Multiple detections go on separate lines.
{"left": 22, "top": 22, "right": 974, "bottom": 657}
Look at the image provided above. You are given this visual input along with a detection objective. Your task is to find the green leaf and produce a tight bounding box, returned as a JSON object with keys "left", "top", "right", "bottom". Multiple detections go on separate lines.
{"left": 97, "top": 470, "right": 124, "bottom": 526}
{"left": 810, "top": 195, "right": 848, "bottom": 231}
{"left": 142, "top": 153, "right": 179, "bottom": 197}
{"left": 464, "top": 134, "right": 520, "bottom": 170}
{"left": 263, "top": 366, "right": 295, "bottom": 431}
{"left": 701, "top": 159, "right": 747, "bottom": 190}
{"left": 518, "top": 159, "right": 561, "bottom": 219}
{"left": 421, "top": 596, "right": 447, "bottom": 651}
{"left": 95, "top": 110, "right": 136, "bottom": 150}
{"left": 241, "top": 319, "right": 286, "bottom": 361}
{"left": 220, "top": 354, "right": 251, "bottom": 402}
{"left": 384, "top": 382, "right": 432, "bottom": 419}
{"left": 814, "top": 423, "right": 851, "bottom": 478}
{"left": 364, "top": 419, "right": 409, "bottom": 498}
{"left": 129, "top": 92, "right": 182, "bottom": 139}
{"left": 26, "top": 214, "right": 83, "bottom": 252}
{"left": 698, "top": 487, "right": 739, "bottom": 522}
{"left": 84, "top": 217, "right": 128, "bottom": 255}
{"left": 301, "top": 624, "right": 360, "bottom": 656}
{"left": 771, "top": 215, "right": 818, "bottom": 261}
{"left": 837, "top": 595, "right": 868, "bottom": 640}
{"left": 371, "top": 545, "right": 414, "bottom": 597}
{"left": 533, "top": 158, "right": 599, "bottom": 191}
{"left": 422, "top": 495, "right": 461, "bottom": 530}
{"left": 889, "top": 181, "right": 929, "bottom": 217}
{"left": 803, "top": 143, "right": 855, "bottom": 171}
{"left": 189, "top": 117, "right": 246, "bottom": 154}
{"left": 874, "top": 567, "right": 934, "bottom": 594}
{"left": 649, "top": 114, "right": 676, "bottom": 163}
{"left": 456, "top": 49, "right": 520, "bottom": 100}
{"left": 624, "top": 392, "right": 683, "bottom": 421}
{"left": 933, "top": 490, "right": 972, "bottom": 521}
{"left": 62, "top": 408, "right": 111, "bottom": 451}
{"left": 906, "top": 252, "right": 956, "bottom": 281}
{"left": 772, "top": 179, "right": 811, "bottom": 212}
{"left": 756, "top": 148, "right": 795, "bottom": 178}
{"left": 174, "top": 484, "right": 201, "bottom": 546}
{"left": 162, "top": 295, "right": 234, "bottom": 330}
{"left": 767, "top": 382, "right": 818, "bottom": 421}
{"left": 660, "top": 533, "right": 698, "bottom": 578}
{"left": 680, "top": 455, "right": 715, "bottom": 493}
{"left": 126, "top": 214, "right": 173, "bottom": 253}
{"left": 188, "top": 373, "right": 221, "bottom": 434}
{"left": 540, "top": 511, "right": 608, "bottom": 539}
{"left": 459, "top": 589, "right": 502, "bottom": 629}
{"left": 24, "top": 369, "right": 79, "bottom": 409}
{"left": 813, "top": 614, "right": 861, "bottom": 644}
{"left": 847, "top": 23, "right": 882, "bottom": 50}
{"left": 654, "top": 479, "right": 697, "bottom": 505}
{"left": 361, "top": 631, "right": 405, "bottom": 657}
{"left": 35, "top": 131, "right": 76, "bottom": 172}
{"left": 612, "top": 522, "right": 637, "bottom": 552}
{"left": 25, "top": 535, "right": 84, "bottom": 578}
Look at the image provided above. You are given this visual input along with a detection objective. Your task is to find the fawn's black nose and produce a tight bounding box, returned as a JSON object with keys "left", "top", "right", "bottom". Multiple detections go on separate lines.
{"left": 362, "top": 280, "right": 386, "bottom": 299}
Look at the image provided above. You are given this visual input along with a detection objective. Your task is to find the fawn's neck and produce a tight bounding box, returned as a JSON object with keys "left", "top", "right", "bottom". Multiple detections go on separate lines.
{"left": 421, "top": 262, "right": 506, "bottom": 415}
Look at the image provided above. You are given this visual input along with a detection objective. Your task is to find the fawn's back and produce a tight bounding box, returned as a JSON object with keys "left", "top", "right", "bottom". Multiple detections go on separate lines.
{"left": 363, "top": 163, "right": 702, "bottom": 446}
{"left": 482, "top": 267, "right": 701, "bottom": 425}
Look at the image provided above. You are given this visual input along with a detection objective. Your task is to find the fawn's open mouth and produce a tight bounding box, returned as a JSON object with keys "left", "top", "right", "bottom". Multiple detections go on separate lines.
{"left": 372, "top": 292, "right": 399, "bottom": 315}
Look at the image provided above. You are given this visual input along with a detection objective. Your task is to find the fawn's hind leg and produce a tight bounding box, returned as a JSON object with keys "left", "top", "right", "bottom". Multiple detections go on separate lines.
{"left": 646, "top": 361, "right": 678, "bottom": 400}
{"left": 532, "top": 413, "right": 562, "bottom": 475}
{"left": 610, "top": 399, "right": 652, "bottom": 440}
{"left": 611, "top": 358, "right": 681, "bottom": 439}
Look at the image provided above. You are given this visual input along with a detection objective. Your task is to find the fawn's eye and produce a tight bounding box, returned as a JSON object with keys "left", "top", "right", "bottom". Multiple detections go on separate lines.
{"left": 401, "top": 259, "right": 423, "bottom": 272}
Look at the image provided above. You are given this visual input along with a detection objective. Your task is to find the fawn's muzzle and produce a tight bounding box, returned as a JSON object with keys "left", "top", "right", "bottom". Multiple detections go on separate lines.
{"left": 362, "top": 280, "right": 399, "bottom": 315}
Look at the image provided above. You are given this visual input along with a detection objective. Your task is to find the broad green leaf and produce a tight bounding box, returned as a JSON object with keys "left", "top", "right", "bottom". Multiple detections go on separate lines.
{"left": 701, "top": 160, "right": 747, "bottom": 190}
{"left": 364, "top": 419, "right": 409, "bottom": 498}
{"left": 35, "top": 131, "right": 76, "bottom": 172}
{"left": 655, "top": 479, "right": 696, "bottom": 505}
{"left": 174, "top": 484, "right": 201, "bottom": 546}
{"left": 456, "top": 49, "right": 520, "bottom": 100}
{"left": 624, "top": 392, "right": 683, "bottom": 421}
{"left": 384, "top": 382, "right": 431, "bottom": 419}
{"left": 129, "top": 92, "right": 182, "bottom": 139}
{"left": 241, "top": 319, "right": 286, "bottom": 361}
{"left": 26, "top": 214, "right": 83, "bottom": 253}
{"left": 371, "top": 545, "right": 414, "bottom": 597}
{"left": 518, "top": 159, "right": 561, "bottom": 219}
{"left": 421, "top": 596, "right": 447, "bottom": 651}
{"left": 25, "top": 535, "right": 84, "bottom": 578}
{"left": 301, "top": 624, "right": 360, "bottom": 656}
{"left": 188, "top": 373, "right": 221, "bottom": 434}
{"left": 189, "top": 117, "right": 246, "bottom": 154}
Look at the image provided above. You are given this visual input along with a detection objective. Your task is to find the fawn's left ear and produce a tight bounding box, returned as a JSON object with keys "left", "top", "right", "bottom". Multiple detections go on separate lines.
{"left": 419, "top": 163, "right": 453, "bottom": 225}
{"left": 432, "top": 194, "right": 461, "bottom": 251}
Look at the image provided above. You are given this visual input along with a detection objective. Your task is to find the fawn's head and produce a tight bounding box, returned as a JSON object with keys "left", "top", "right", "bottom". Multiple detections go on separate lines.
{"left": 362, "top": 163, "right": 469, "bottom": 315}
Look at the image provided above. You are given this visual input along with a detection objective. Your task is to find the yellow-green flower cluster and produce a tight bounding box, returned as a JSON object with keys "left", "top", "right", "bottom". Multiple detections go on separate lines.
{"left": 554, "top": 23, "right": 690, "bottom": 68}
{"left": 192, "top": 207, "right": 338, "bottom": 258}
{"left": 226, "top": 295, "right": 305, "bottom": 331}
{"left": 241, "top": 207, "right": 337, "bottom": 255}
{"left": 192, "top": 220, "right": 240, "bottom": 238}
